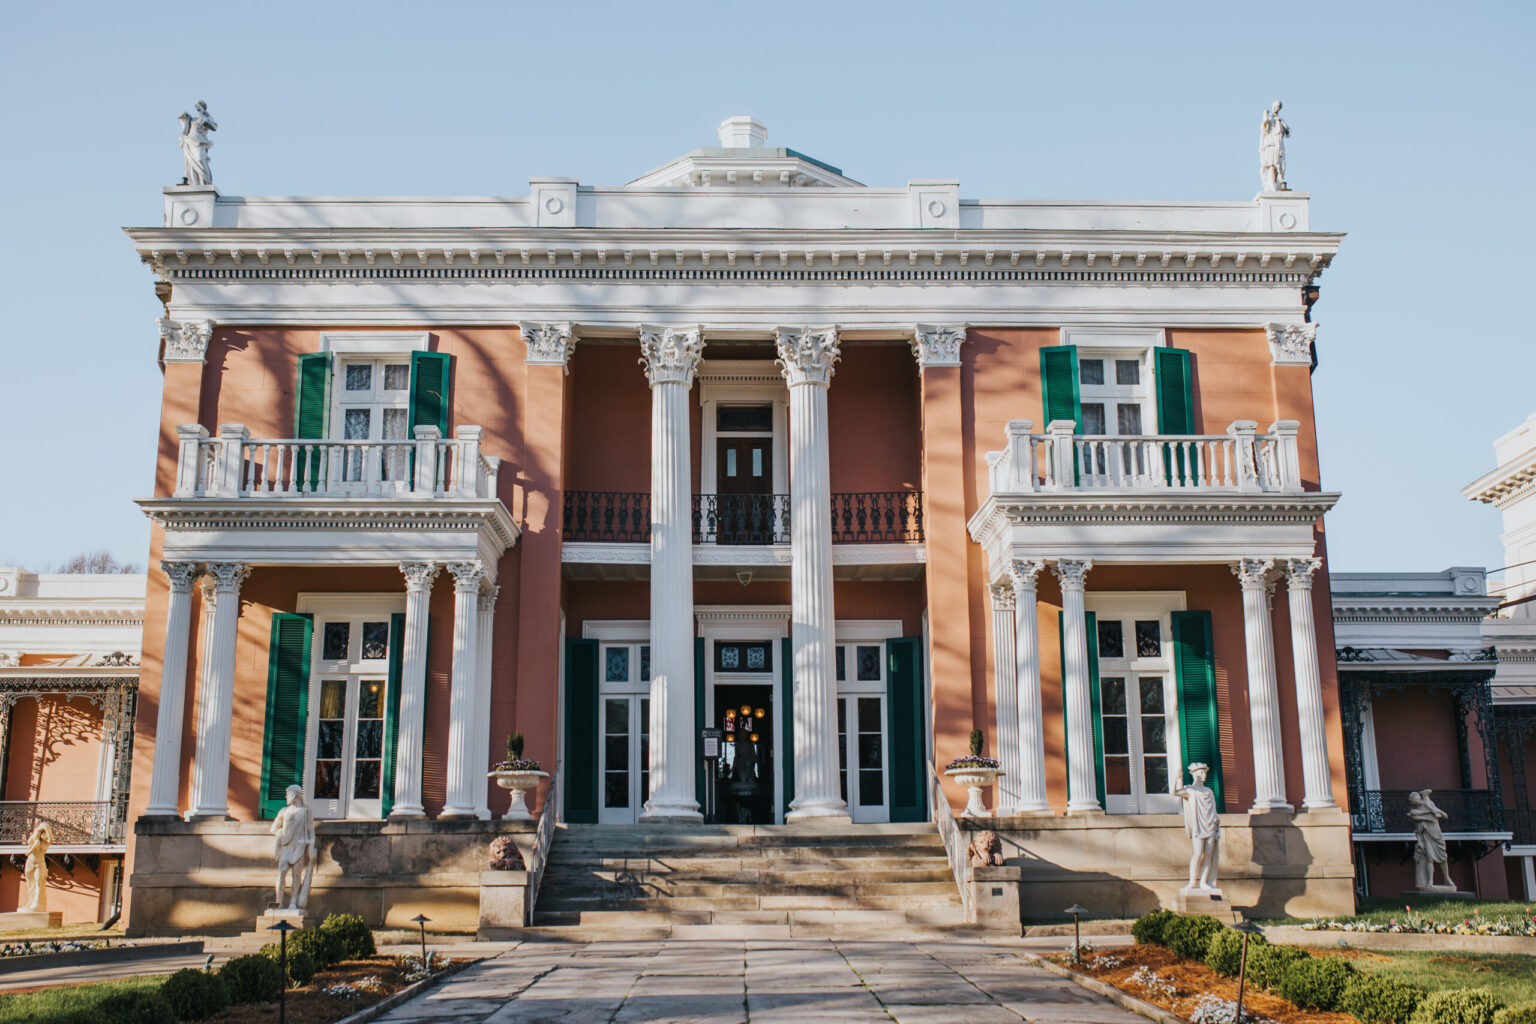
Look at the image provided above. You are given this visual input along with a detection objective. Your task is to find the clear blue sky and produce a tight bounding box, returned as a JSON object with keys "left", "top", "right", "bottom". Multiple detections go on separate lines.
{"left": 1, "top": 1, "right": 1531, "bottom": 576}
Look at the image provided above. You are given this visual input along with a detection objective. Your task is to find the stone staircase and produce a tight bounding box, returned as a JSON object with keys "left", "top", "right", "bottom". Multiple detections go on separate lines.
{"left": 528, "top": 822, "right": 973, "bottom": 939}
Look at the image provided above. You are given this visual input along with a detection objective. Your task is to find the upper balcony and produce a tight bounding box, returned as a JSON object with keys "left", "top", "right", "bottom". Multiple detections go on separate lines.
{"left": 138, "top": 423, "right": 520, "bottom": 568}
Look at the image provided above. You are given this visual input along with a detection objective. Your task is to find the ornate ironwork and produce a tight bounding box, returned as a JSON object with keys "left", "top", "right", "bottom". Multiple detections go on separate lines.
{"left": 830, "top": 491, "right": 923, "bottom": 543}
{"left": 693, "top": 494, "right": 790, "bottom": 545}
{"left": 1352, "top": 788, "right": 1501, "bottom": 835}
{"left": 0, "top": 801, "right": 118, "bottom": 845}
{"left": 1496, "top": 705, "right": 1536, "bottom": 846}
{"left": 562, "top": 491, "right": 651, "bottom": 543}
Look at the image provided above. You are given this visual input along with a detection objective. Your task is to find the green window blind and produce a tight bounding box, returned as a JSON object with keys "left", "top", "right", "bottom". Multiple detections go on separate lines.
{"left": 886, "top": 635, "right": 926, "bottom": 823}
{"left": 1040, "top": 345, "right": 1082, "bottom": 430}
{"left": 408, "top": 351, "right": 453, "bottom": 436}
{"left": 694, "top": 636, "right": 705, "bottom": 813}
{"left": 380, "top": 613, "right": 406, "bottom": 818}
{"left": 294, "top": 353, "right": 333, "bottom": 438}
{"left": 563, "top": 638, "right": 599, "bottom": 823}
{"left": 780, "top": 637, "right": 795, "bottom": 812}
{"left": 1172, "top": 610, "right": 1224, "bottom": 811}
{"left": 1154, "top": 347, "right": 1196, "bottom": 434}
{"left": 260, "top": 613, "right": 314, "bottom": 820}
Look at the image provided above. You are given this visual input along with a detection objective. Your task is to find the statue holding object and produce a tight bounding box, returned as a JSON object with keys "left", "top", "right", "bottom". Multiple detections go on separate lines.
{"left": 1176, "top": 762, "right": 1221, "bottom": 893}
{"left": 22, "top": 823, "right": 52, "bottom": 913}
{"left": 178, "top": 100, "right": 217, "bottom": 187}
{"left": 271, "top": 785, "right": 318, "bottom": 912}
{"left": 1408, "top": 788, "right": 1457, "bottom": 891}
{"left": 1259, "top": 100, "right": 1290, "bottom": 192}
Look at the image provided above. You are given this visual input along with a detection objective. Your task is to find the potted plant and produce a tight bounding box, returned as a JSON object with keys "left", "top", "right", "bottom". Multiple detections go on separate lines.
{"left": 487, "top": 732, "right": 547, "bottom": 821}
{"left": 945, "top": 729, "right": 1003, "bottom": 818}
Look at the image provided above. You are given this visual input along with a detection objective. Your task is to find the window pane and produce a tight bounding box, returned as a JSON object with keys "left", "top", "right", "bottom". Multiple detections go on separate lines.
{"left": 1100, "top": 677, "right": 1126, "bottom": 715}
{"left": 719, "top": 644, "right": 740, "bottom": 670}
{"left": 641, "top": 698, "right": 651, "bottom": 801}
{"left": 345, "top": 364, "right": 372, "bottom": 391}
{"left": 383, "top": 364, "right": 410, "bottom": 390}
{"left": 1079, "top": 359, "right": 1105, "bottom": 386}
{"left": 752, "top": 447, "right": 764, "bottom": 477}
{"left": 317, "top": 720, "right": 345, "bottom": 760}
{"left": 1144, "top": 757, "right": 1170, "bottom": 794}
{"left": 859, "top": 770, "right": 884, "bottom": 806}
{"left": 726, "top": 449, "right": 737, "bottom": 477}
{"left": 604, "top": 774, "right": 629, "bottom": 808}
{"left": 856, "top": 645, "right": 882, "bottom": 681}
{"left": 1097, "top": 620, "right": 1124, "bottom": 660}
{"left": 837, "top": 698, "right": 846, "bottom": 733}
{"left": 605, "top": 646, "right": 630, "bottom": 683}
{"left": 361, "top": 622, "right": 389, "bottom": 660}
{"left": 640, "top": 645, "right": 650, "bottom": 682}
{"left": 1102, "top": 717, "right": 1129, "bottom": 756}
{"left": 1135, "top": 621, "right": 1162, "bottom": 658}
{"left": 605, "top": 735, "right": 629, "bottom": 766}
{"left": 746, "top": 644, "right": 767, "bottom": 670}
{"left": 1141, "top": 716, "right": 1167, "bottom": 754}
{"left": 358, "top": 681, "right": 383, "bottom": 718}
{"left": 836, "top": 646, "right": 846, "bottom": 681}
{"left": 382, "top": 408, "right": 409, "bottom": 440}
{"left": 1117, "top": 404, "right": 1142, "bottom": 435}
{"left": 1115, "top": 359, "right": 1140, "bottom": 386}
{"left": 315, "top": 760, "right": 342, "bottom": 799}
{"left": 318, "top": 678, "right": 346, "bottom": 719}
{"left": 857, "top": 697, "right": 882, "bottom": 734}
{"left": 604, "top": 698, "right": 629, "bottom": 733}
{"left": 355, "top": 719, "right": 383, "bottom": 759}
{"left": 718, "top": 405, "right": 773, "bottom": 432}
{"left": 1140, "top": 676, "right": 1165, "bottom": 714}
{"left": 322, "top": 623, "right": 350, "bottom": 662}
{"left": 344, "top": 408, "right": 370, "bottom": 440}
{"left": 1104, "top": 755, "right": 1132, "bottom": 795}
{"left": 1080, "top": 403, "right": 1106, "bottom": 435}
{"left": 353, "top": 759, "right": 381, "bottom": 799}
{"left": 858, "top": 732, "right": 882, "bottom": 770}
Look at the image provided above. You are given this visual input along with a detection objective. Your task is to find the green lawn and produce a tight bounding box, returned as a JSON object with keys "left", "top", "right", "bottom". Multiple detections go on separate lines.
{"left": 1262, "top": 897, "right": 1536, "bottom": 929}
{"left": 0, "top": 975, "right": 164, "bottom": 1024}
{"left": 1323, "top": 949, "right": 1536, "bottom": 1006}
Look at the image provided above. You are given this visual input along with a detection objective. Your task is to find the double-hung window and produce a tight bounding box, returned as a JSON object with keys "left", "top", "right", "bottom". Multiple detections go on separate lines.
{"left": 1076, "top": 349, "right": 1153, "bottom": 479}
{"left": 334, "top": 357, "right": 412, "bottom": 483}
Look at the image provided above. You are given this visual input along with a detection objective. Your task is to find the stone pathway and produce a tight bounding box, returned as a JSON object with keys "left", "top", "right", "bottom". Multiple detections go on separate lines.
{"left": 377, "top": 939, "right": 1147, "bottom": 1024}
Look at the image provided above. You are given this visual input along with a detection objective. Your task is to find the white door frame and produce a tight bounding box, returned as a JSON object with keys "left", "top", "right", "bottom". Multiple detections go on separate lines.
{"left": 835, "top": 620, "right": 903, "bottom": 823}
{"left": 583, "top": 620, "right": 651, "bottom": 823}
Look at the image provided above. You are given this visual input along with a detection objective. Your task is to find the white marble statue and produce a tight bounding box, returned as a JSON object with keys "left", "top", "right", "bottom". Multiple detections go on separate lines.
{"left": 1176, "top": 763, "right": 1221, "bottom": 892}
{"left": 21, "top": 823, "right": 52, "bottom": 913}
{"left": 1259, "top": 101, "right": 1289, "bottom": 192}
{"left": 1408, "top": 788, "right": 1456, "bottom": 890}
{"left": 270, "top": 785, "right": 318, "bottom": 911}
{"left": 178, "top": 100, "right": 218, "bottom": 187}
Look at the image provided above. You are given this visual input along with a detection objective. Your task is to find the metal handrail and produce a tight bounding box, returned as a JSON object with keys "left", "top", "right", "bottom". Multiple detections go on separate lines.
{"left": 929, "top": 761, "right": 971, "bottom": 914}
{"left": 526, "top": 763, "right": 562, "bottom": 925}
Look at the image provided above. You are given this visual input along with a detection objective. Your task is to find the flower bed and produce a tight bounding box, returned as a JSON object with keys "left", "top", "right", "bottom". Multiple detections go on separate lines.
{"left": 1301, "top": 906, "right": 1536, "bottom": 938}
{"left": 0, "top": 938, "right": 129, "bottom": 958}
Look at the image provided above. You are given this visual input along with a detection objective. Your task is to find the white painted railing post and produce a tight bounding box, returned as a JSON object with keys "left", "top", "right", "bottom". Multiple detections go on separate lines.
{"left": 455, "top": 426, "right": 483, "bottom": 498}
{"left": 1227, "top": 420, "right": 1259, "bottom": 493}
{"left": 412, "top": 426, "right": 441, "bottom": 497}
{"left": 1047, "top": 420, "right": 1076, "bottom": 491}
{"left": 482, "top": 455, "right": 501, "bottom": 500}
{"left": 1270, "top": 420, "right": 1302, "bottom": 492}
{"left": 215, "top": 424, "right": 249, "bottom": 498}
{"left": 174, "top": 425, "right": 209, "bottom": 497}
{"left": 1004, "top": 419, "right": 1035, "bottom": 492}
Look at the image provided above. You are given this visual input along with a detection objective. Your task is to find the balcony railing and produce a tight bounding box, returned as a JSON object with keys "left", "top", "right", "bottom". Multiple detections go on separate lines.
{"left": 694, "top": 494, "right": 791, "bottom": 545}
{"left": 0, "top": 801, "right": 122, "bottom": 846}
{"left": 987, "top": 419, "right": 1304, "bottom": 495}
{"left": 1507, "top": 806, "right": 1535, "bottom": 846}
{"left": 564, "top": 491, "right": 925, "bottom": 545}
{"left": 563, "top": 490, "right": 652, "bottom": 543}
{"left": 1351, "top": 788, "right": 1504, "bottom": 835}
{"left": 831, "top": 492, "right": 923, "bottom": 543}
{"left": 173, "top": 424, "right": 499, "bottom": 500}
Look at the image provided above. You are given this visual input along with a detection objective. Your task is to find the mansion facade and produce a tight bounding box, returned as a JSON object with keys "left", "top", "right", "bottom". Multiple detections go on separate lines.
{"left": 123, "top": 116, "right": 1354, "bottom": 931}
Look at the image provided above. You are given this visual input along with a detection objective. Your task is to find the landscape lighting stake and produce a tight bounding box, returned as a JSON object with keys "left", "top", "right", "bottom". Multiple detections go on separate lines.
{"left": 1232, "top": 919, "right": 1263, "bottom": 1024}
{"left": 412, "top": 913, "right": 431, "bottom": 969}
{"left": 1064, "top": 904, "right": 1088, "bottom": 964}
{"left": 268, "top": 918, "right": 295, "bottom": 1024}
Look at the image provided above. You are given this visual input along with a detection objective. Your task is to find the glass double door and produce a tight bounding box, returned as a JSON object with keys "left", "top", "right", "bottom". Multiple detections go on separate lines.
{"left": 599, "top": 694, "right": 650, "bottom": 823}
{"left": 714, "top": 683, "right": 774, "bottom": 824}
{"left": 311, "top": 675, "right": 386, "bottom": 820}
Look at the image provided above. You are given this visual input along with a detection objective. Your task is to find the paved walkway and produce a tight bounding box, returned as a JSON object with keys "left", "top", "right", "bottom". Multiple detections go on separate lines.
{"left": 377, "top": 939, "right": 1146, "bottom": 1024}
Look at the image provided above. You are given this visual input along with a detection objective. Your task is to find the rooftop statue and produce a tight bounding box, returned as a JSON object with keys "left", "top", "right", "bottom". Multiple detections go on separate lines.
{"left": 178, "top": 100, "right": 217, "bottom": 187}
{"left": 1259, "top": 100, "right": 1289, "bottom": 192}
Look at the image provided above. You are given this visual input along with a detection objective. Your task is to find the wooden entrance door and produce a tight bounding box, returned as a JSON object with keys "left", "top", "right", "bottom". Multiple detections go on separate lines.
{"left": 716, "top": 438, "right": 774, "bottom": 544}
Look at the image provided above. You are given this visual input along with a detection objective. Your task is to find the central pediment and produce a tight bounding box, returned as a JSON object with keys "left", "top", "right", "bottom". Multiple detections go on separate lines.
{"left": 627, "top": 116, "right": 863, "bottom": 189}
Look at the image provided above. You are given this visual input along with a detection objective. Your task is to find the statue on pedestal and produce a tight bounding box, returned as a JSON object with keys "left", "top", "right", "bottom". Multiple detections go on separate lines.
{"left": 1260, "top": 101, "right": 1290, "bottom": 192}
{"left": 178, "top": 101, "right": 218, "bottom": 187}
{"left": 271, "top": 785, "right": 317, "bottom": 911}
{"left": 967, "top": 829, "right": 1005, "bottom": 867}
{"left": 1176, "top": 763, "right": 1221, "bottom": 892}
{"left": 1408, "top": 789, "right": 1456, "bottom": 891}
{"left": 21, "top": 823, "right": 52, "bottom": 913}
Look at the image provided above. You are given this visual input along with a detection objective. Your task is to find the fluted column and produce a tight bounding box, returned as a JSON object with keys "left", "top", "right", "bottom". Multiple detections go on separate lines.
{"left": 1010, "top": 559, "right": 1051, "bottom": 813}
{"left": 391, "top": 561, "right": 439, "bottom": 819}
{"left": 990, "top": 582, "right": 1021, "bottom": 815}
{"left": 1235, "top": 558, "right": 1291, "bottom": 812}
{"left": 442, "top": 561, "right": 486, "bottom": 818}
{"left": 1284, "top": 557, "right": 1335, "bottom": 810}
{"left": 779, "top": 326, "right": 850, "bottom": 821}
{"left": 145, "top": 562, "right": 202, "bottom": 816}
{"left": 473, "top": 583, "right": 499, "bottom": 819}
{"left": 640, "top": 326, "right": 705, "bottom": 820}
{"left": 1054, "top": 559, "right": 1099, "bottom": 814}
{"left": 186, "top": 562, "right": 250, "bottom": 819}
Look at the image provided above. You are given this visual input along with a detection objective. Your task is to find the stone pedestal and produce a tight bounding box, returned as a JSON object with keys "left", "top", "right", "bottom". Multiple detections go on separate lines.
{"left": 240, "top": 908, "right": 316, "bottom": 943}
{"left": 0, "top": 910, "right": 62, "bottom": 929}
{"left": 1401, "top": 889, "right": 1477, "bottom": 901}
{"left": 1176, "top": 888, "right": 1232, "bottom": 917}
{"left": 478, "top": 871, "right": 531, "bottom": 938}
{"left": 968, "top": 866, "right": 1022, "bottom": 933}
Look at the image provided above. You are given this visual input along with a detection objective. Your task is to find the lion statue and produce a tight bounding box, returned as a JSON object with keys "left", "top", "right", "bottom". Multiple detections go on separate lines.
{"left": 967, "top": 829, "right": 1005, "bottom": 867}
{"left": 489, "top": 835, "right": 525, "bottom": 871}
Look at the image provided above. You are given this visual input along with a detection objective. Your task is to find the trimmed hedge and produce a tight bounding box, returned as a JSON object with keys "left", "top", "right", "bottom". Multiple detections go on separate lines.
{"left": 219, "top": 953, "right": 284, "bottom": 1004}
{"left": 1411, "top": 990, "right": 1503, "bottom": 1024}
{"left": 1274, "top": 955, "right": 1354, "bottom": 1010}
{"left": 74, "top": 990, "right": 175, "bottom": 1024}
{"left": 1341, "top": 975, "right": 1427, "bottom": 1024}
{"left": 158, "top": 969, "right": 230, "bottom": 1022}
{"left": 1248, "top": 941, "right": 1310, "bottom": 990}
{"left": 1131, "top": 908, "right": 1177, "bottom": 946}
{"left": 320, "top": 912, "right": 376, "bottom": 959}
{"left": 290, "top": 927, "right": 342, "bottom": 969}
{"left": 1493, "top": 1006, "right": 1536, "bottom": 1024}
{"left": 1163, "top": 914, "right": 1224, "bottom": 960}
{"left": 1205, "top": 927, "right": 1268, "bottom": 978}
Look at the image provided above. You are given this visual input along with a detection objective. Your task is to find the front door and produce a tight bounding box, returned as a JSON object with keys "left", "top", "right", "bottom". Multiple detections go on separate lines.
{"left": 1094, "top": 612, "right": 1181, "bottom": 814}
{"left": 597, "top": 639, "right": 650, "bottom": 823}
{"left": 836, "top": 642, "right": 891, "bottom": 823}
{"left": 716, "top": 438, "right": 774, "bottom": 544}
{"left": 307, "top": 616, "right": 392, "bottom": 819}
{"left": 714, "top": 683, "right": 774, "bottom": 824}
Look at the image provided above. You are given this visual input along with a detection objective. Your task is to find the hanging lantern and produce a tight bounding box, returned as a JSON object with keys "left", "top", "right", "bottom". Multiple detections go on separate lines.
{"left": 740, "top": 704, "right": 752, "bottom": 716}
{"left": 753, "top": 707, "right": 765, "bottom": 719}
{"left": 725, "top": 708, "right": 736, "bottom": 719}
{"left": 749, "top": 733, "right": 760, "bottom": 743}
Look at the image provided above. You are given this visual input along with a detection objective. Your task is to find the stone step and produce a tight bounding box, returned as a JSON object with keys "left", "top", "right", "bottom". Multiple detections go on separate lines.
{"left": 518, "top": 920, "right": 989, "bottom": 942}
{"left": 544, "top": 852, "right": 947, "bottom": 872}
{"left": 531, "top": 905, "right": 968, "bottom": 928}
{"left": 539, "top": 877, "right": 960, "bottom": 898}
{"left": 551, "top": 833, "right": 944, "bottom": 851}
{"left": 542, "top": 863, "right": 955, "bottom": 882}
{"left": 537, "top": 891, "right": 962, "bottom": 912}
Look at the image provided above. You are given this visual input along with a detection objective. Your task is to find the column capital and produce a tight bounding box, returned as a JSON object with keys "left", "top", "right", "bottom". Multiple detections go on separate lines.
{"left": 160, "top": 318, "right": 214, "bottom": 364}
{"left": 1264, "top": 322, "right": 1316, "bottom": 366}
{"left": 989, "top": 582, "right": 1016, "bottom": 610}
{"left": 1232, "top": 557, "right": 1276, "bottom": 589}
{"left": 161, "top": 561, "right": 202, "bottom": 593}
{"left": 910, "top": 324, "right": 967, "bottom": 368}
{"left": 1009, "top": 558, "right": 1047, "bottom": 593}
{"left": 1283, "top": 556, "right": 1323, "bottom": 588}
{"left": 446, "top": 560, "right": 487, "bottom": 591}
{"left": 639, "top": 325, "right": 704, "bottom": 387}
{"left": 204, "top": 561, "right": 250, "bottom": 593}
{"left": 519, "top": 321, "right": 578, "bottom": 369}
{"left": 399, "top": 561, "right": 442, "bottom": 593}
{"left": 1052, "top": 559, "right": 1092, "bottom": 590}
{"left": 775, "top": 326, "right": 841, "bottom": 386}
{"left": 478, "top": 582, "right": 501, "bottom": 612}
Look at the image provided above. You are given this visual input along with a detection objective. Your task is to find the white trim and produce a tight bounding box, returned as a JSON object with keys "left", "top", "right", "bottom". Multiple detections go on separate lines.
{"left": 296, "top": 593, "right": 407, "bottom": 616}
{"left": 320, "top": 332, "right": 430, "bottom": 354}
{"left": 1060, "top": 326, "right": 1166, "bottom": 349}
{"left": 835, "top": 619, "right": 904, "bottom": 642}
{"left": 582, "top": 620, "right": 651, "bottom": 641}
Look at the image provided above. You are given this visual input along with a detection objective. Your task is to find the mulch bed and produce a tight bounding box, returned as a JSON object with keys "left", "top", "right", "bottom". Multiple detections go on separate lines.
{"left": 1056, "top": 945, "right": 1354, "bottom": 1024}
{"left": 192, "top": 957, "right": 455, "bottom": 1024}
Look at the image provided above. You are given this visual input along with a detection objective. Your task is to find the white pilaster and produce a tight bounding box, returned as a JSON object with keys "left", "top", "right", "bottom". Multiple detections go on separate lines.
{"left": 144, "top": 562, "right": 201, "bottom": 816}
{"left": 778, "top": 325, "right": 850, "bottom": 821}
{"left": 442, "top": 560, "right": 486, "bottom": 819}
{"left": 185, "top": 561, "right": 249, "bottom": 819}
{"left": 473, "top": 583, "right": 499, "bottom": 819}
{"left": 390, "top": 561, "right": 439, "bottom": 819}
{"left": 640, "top": 325, "right": 705, "bottom": 821}
{"left": 1284, "top": 557, "right": 1336, "bottom": 810}
{"left": 1054, "top": 559, "right": 1099, "bottom": 813}
{"left": 1010, "top": 559, "right": 1051, "bottom": 814}
{"left": 1234, "top": 558, "right": 1292, "bottom": 813}
{"left": 989, "top": 582, "right": 1020, "bottom": 815}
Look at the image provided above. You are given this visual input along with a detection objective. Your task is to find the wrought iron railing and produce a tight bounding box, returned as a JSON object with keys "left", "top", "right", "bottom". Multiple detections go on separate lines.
{"left": 563, "top": 491, "right": 651, "bottom": 543}
{"left": 1351, "top": 789, "right": 1503, "bottom": 835}
{"left": 1506, "top": 807, "right": 1535, "bottom": 846}
{"left": 831, "top": 491, "right": 923, "bottom": 543}
{"left": 693, "top": 494, "right": 791, "bottom": 545}
{"left": 0, "top": 801, "right": 121, "bottom": 846}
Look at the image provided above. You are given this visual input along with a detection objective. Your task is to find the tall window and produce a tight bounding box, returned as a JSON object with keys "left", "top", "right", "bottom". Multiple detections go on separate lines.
{"left": 1077, "top": 351, "right": 1150, "bottom": 438}
{"left": 308, "top": 615, "right": 392, "bottom": 820}
{"left": 335, "top": 357, "right": 411, "bottom": 480}
{"left": 834, "top": 641, "right": 889, "bottom": 823}
{"left": 1088, "top": 596, "right": 1183, "bottom": 815}
{"left": 598, "top": 639, "right": 651, "bottom": 823}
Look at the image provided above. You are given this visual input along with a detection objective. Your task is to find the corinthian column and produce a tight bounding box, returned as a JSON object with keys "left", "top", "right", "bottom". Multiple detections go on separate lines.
{"left": 990, "top": 582, "right": 1021, "bottom": 815}
{"left": 640, "top": 326, "right": 705, "bottom": 821}
{"left": 391, "top": 561, "right": 439, "bottom": 819}
{"left": 186, "top": 561, "right": 250, "bottom": 819}
{"left": 778, "top": 326, "right": 850, "bottom": 821}
{"left": 144, "top": 562, "right": 202, "bottom": 816}
{"left": 1284, "top": 557, "right": 1336, "bottom": 810}
{"left": 1053, "top": 559, "right": 1100, "bottom": 814}
{"left": 473, "top": 583, "right": 499, "bottom": 819}
{"left": 1010, "top": 559, "right": 1051, "bottom": 813}
{"left": 442, "top": 561, "right": 486, "bottom": 819}
{"left": 1234, "top": 558, "right": 1291, "bottom": 813}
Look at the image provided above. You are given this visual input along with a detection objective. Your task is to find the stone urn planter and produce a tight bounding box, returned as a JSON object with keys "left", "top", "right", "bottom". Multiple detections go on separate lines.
{"left": 945, "top": 757, "right": 1004, "bottom": 818}
{"left": 488, "top": 767, "right": 548, "bottom": 821}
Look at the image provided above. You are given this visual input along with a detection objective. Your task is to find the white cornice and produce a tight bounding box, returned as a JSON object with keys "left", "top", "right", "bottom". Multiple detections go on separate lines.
{"left": 1463, "top": 445, "right": 1536, "bottom": 507}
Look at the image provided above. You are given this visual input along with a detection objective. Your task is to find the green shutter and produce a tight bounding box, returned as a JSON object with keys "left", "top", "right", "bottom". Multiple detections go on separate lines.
{"left": 1155, "top": 347, "right": 1197, "bottom": 485}
{"left": 408, "top": 351, "right": 453, "bottom": 436}
{"left": 294, "top": 353, "right": 332, "bottom": 490}
{"left": 1172, "top": 610, "right": 1224, "bottom": 811}
{"left": 563, "top": 638, "right": 599, "bottom": 823}
{"left": 780, "top": 637, "right": 795, "bottom": 813}
{"left": 1058, "top": 611, "right": 1106, "bottom": 808}
{"left": 380, "top": 613, "right": 406, "bottom": 818}
{"left": 887, "top": 636, "right": 926, "bottom": 823}
{"left": 694, "top": 636, "right": 705, "bottom": 814}
{"left": 1040, "top": 346, "right": 1082, "bottom": 430}
{"left": 260, "top": 613, "right": 314, "bottom": 820}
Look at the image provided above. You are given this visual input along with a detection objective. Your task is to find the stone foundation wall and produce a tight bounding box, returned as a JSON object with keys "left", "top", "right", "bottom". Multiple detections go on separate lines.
{"left": 127, "top": 818, "right": 536, "bottom": 936}
{"left": 978, "top": 810, "right": 1355, "bottom": 920}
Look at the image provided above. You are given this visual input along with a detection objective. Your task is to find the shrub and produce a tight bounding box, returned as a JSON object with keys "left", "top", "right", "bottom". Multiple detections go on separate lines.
{"left": 1132, "top": 908, "right": 1177, "bottom": 946}
{"left": 1248, "top": 941, "right": 1309, "bottom": 990}
{"left": 320, "top": 912, "right": 377, "bottom": 959}
{"left": 1341, "top": 974, "right": 1426, "bottom": 1024}
{"left": 1493, "top": 1006, "right": 1536, "bottom": 1024}
{"left": 1163, "top": 914, "right": 1224, "bottom": 960}
{"left": 1205, "top": 927, "right": 1269, "bottom": 978}
{"left": 219, "top": 952, "right": 284, "bottom": 1003}
{"left": 1274, "top": 955, "right": 1354, "bottom": 1010}
{"left": 159, "top": 968, "right": 230, "bottom": 1021}
{"left": 78, "top": 990, "right": 175, "bottom": 1024}
{"left": 1410, "top": 990, "right": 1503, "bottom": 1024}
{"left": 260, "top": 942, "right": 318, "bottom": 986}
{"left": 290, "top": 927, "right": 343, "bottom": 968}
